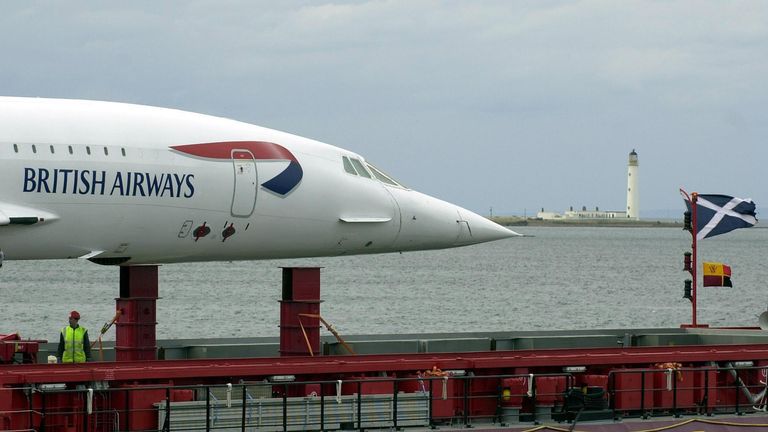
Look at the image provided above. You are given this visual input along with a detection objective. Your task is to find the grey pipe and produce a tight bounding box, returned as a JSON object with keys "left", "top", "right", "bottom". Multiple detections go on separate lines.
{"left": 724, "top": 362, "right": 767, "bottom": 406}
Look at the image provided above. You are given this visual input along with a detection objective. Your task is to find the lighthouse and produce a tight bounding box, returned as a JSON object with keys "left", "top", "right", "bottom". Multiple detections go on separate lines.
{"left": 626, "top": 149, "right": 639, "bottom": 220}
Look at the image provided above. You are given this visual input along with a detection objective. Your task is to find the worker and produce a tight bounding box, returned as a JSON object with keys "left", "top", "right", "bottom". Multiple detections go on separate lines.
{"left": 57, "top": 310, "right": 92, "bottom": 363}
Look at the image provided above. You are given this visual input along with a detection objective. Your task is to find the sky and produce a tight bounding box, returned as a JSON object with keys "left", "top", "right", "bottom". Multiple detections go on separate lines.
{"left": 1, "top": 1, "right": 766, "bottom": 218}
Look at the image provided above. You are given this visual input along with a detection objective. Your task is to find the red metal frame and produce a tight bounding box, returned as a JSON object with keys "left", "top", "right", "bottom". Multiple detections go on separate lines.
{"left": 3, "top": 343, "right": 768, "bottom": 385}
{"left": 0, "top": 333, "right": 43, "bottom": 364}
{"left": 115, "top": 266, "right": 159, "bottom": 361}
{"left": 279, "top": 267, "right": 322, "bottom": 356}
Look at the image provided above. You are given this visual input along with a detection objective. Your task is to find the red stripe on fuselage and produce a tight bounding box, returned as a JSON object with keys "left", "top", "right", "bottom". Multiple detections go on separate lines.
{"left": 171, "top": 141, "right": 297, "bottom": 162}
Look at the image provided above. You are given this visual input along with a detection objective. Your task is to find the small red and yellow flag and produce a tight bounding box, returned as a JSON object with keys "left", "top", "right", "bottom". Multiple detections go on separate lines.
{"left": 703, "top": 262, "right": 733, "bottom": 287}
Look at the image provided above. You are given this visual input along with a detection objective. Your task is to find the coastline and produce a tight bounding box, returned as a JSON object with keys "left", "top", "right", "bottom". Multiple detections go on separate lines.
{"left": 489, "top": 216, "right": 682, "bottom": 228}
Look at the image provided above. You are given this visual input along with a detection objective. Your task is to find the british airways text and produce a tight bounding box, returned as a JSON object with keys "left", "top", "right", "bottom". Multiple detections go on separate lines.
{"left": 23, "top": 168, "right": 195, "bottom": 198}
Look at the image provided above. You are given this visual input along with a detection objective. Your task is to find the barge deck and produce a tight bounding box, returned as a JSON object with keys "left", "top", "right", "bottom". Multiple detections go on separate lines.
{"left": 3, "top": 268, "right": 768, "bottom": 431}
{"left": 3, "top": 327, "right": 768, "bottom": 431}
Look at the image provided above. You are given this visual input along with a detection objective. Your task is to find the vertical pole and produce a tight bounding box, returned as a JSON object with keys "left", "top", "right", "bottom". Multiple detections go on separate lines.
{"left": 609, "top": 373, "right": 616, "bottom": 421}
{"left": 428, "top": 378, "right": 434, "bottom": 428}
{"left": 205, "top": 386, "right": 210, "bottom": 432}
{"left": 282, "top": 383, "right": 288, "bottom": 432}
{"left": 640, "top": 371, "right": 646, "bottom": 419}
{"left": 704, "top": 369, "right": 710, "bottom": 416}
{"left": 125, "top": 389, "right": 130, "bottom": 431}
{"left": 673, "top": 371, "right": 679, "bottom": 418}
{"left": 241, "top": 384, "right": 247, "bottom": 432}
{"left": 357, "top": 381, "right": 363, "bottom": 431}
{"left": 691, "top": 193, "right": 698, "bottom": 327}
{"left": 40, "top": 391, "right": 46, "bottom": 432}
{"left": 82, "top": 389, "right": 89, "bottom": 432}
{"left": 27, "top": 387, "right": 33, "bottom": 432}
{"left": 393, "top": 379, "right": 399, "bottom": 430}
{"left": 531, "top": 375, "right": 538, "bottom": 425}
{"left": 163, "top": 387, "right": 171, "bottom": 432}
{"left": 463, "top": 378, "right": 470, "bottom": 427}
{"left": 320, "top": 384, "right": 326, "bottom": 431}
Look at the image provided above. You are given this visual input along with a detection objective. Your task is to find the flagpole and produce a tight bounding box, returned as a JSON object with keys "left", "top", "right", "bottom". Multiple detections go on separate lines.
{"left": 680, "top": 188, "right": 699, "bottom": 328}
{"left": 691, "top": 192, "right": 698, "bottom": 327}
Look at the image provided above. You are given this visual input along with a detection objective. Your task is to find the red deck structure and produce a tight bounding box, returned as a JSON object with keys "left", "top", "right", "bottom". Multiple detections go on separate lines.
{"left": 2, "top": 267, "right": 768, "bottom": 431}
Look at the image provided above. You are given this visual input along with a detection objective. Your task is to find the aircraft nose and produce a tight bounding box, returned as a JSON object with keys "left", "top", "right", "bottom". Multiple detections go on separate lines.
{"left": 456, "top": 208, "right": 521, "bottom": 245}
{"left": 389, "top": 188, "right": 519, "bottom": 251}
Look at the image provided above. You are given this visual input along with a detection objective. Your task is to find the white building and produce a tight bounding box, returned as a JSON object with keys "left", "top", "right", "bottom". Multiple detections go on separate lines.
{"left": 536, "top": 211, "right": 564, "bottom": 220}
{"left": 537, "top": 206, "right": 627, "bottom": 220}
{"left": 565, "top": 207, "right": 627, "bottom": 219}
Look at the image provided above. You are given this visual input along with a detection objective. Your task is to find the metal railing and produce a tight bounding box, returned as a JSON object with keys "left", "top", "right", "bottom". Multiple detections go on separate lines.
{"left": 608, "top": 364, "right": 768, "bottom": 420}
{"left": 1, "top": 365, "right": 766, "bottom": 431}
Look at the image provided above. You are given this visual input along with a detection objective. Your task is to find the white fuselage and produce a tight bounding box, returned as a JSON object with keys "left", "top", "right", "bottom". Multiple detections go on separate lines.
{"left": 0, "top": 97, "right": 515, "bottom": 264}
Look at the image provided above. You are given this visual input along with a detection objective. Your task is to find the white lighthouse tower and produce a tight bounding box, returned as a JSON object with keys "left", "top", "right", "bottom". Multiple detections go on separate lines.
{"left": 626, "top": 149, "right": 639, "bottom": 220}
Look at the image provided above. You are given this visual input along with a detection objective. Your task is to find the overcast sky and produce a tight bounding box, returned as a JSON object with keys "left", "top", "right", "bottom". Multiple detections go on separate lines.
{"left": 2, "top": 1, "right": 766, "bottom": 218}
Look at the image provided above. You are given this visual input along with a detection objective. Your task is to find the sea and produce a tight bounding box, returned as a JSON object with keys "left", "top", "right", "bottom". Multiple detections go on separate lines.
{"left": 1, "top": 226, "right": 766, "bottom": 342}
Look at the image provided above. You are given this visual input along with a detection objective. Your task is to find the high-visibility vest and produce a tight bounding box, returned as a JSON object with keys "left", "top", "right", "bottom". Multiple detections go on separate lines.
{"left": 61, "top": 326, "right": 87, "bottom": 363}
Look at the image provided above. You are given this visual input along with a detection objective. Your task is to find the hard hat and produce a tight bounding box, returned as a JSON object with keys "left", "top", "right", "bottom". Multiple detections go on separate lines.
{"left": 69, "top": 310, "right": 81, "bottom": 320}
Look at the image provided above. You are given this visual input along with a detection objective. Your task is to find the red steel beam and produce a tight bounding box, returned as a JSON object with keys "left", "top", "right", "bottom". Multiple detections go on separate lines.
{"left": 2, "top": 343, "right": 768, "bottom": 385}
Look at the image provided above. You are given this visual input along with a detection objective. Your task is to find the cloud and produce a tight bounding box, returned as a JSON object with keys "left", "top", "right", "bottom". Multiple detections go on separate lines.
{"left": 1, "top": 1, "right": 767, "bottom": 214}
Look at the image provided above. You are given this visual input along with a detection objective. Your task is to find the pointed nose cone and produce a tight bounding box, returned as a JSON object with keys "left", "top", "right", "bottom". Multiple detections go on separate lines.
{"left": 456, "top": 208, "right": 521, "bottom": 245}
{"left": 388, "top": 188, "right": 519, "bottom": 252}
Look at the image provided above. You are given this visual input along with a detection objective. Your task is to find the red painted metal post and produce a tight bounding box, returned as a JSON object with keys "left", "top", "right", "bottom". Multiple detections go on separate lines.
{"left": 691, "top": 193, "right": 698, "bottom": 327}
{"left": 115, "top": 266, "right": 159, "bottom": 361}
{"left": 279, "top": 267, "right": 321, "bottom": 357}
{"left": 681, "top": 189, "right": 706, "bottom": 328}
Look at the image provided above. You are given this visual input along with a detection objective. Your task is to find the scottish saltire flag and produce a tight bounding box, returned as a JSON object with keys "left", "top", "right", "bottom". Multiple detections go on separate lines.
{"left": 685, "top": 194, "right": 757, "bottom": 240}
{"left": 702, "top": 262, "right": 733, "bottom": 287}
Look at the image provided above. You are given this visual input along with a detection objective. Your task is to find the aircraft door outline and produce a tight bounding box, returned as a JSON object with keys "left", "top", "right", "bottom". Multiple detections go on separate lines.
{"left": 231, "top": 150, "right": 257, "bottom": 217}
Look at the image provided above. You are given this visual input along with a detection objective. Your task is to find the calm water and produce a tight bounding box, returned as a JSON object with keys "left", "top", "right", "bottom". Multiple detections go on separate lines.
{"left": 2, "top": 226, "right": 766, "bottom": 342}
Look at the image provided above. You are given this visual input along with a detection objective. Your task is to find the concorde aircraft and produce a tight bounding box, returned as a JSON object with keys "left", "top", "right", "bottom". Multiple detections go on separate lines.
{"left": 0, "top": 97, "right": 516, "bottom": 265}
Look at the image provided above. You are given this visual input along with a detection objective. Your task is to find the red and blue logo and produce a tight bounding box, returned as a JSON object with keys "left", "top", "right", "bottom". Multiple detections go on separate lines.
{"left": 171, "top": 141, "right": 303, "bottom": 196}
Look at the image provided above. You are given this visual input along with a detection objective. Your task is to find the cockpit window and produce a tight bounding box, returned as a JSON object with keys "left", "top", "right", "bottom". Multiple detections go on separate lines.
{"left": 367, "top": 163, "right": 405, "bottom": 188}
{"left": 349, "top": 158, "right": 372, "bottom": 178}
{"left": 342, "top": 156, "right": 357, "bottom": 175}
{"left": 342, "top": 155, "right": 406, "bottom": 188}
